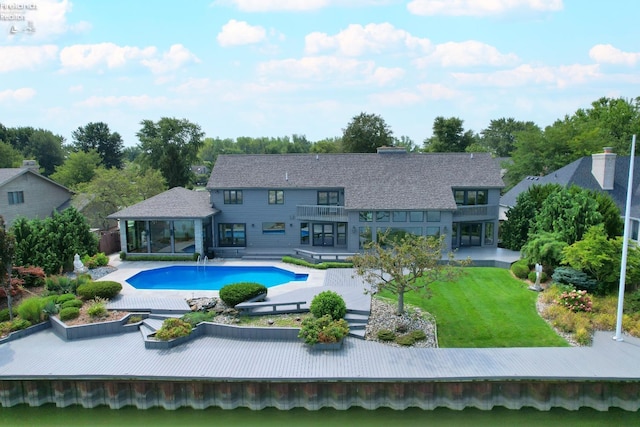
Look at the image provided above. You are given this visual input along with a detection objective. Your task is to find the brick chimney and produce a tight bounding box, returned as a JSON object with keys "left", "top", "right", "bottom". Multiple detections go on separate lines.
{"left": 591, "top": 147, "right": 616, "bottom": 190}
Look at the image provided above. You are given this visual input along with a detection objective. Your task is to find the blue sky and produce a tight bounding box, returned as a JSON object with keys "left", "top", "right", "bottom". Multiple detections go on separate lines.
{"left": 1, "top": 0, "right": 639, "bottom": 147}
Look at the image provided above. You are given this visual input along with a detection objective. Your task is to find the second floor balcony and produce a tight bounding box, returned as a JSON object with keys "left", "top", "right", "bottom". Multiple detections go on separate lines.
{"left": 453, "top": 204, "right": 499, "bottom": 220}
{"left": 296, "top": 205, "right": 348, "bottom": 222}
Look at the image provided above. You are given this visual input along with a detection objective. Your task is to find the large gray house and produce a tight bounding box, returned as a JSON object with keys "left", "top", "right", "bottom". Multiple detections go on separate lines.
{"left": 0, "top": 161, "right": 73, "bottom": 228}
{"left": 110, "top": 148, "right": 504, "bottom": 258}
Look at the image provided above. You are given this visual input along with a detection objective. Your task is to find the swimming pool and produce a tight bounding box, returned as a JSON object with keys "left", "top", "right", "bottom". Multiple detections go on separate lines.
{"left": 126, "top": 266, "right": 309, "bottom": 291}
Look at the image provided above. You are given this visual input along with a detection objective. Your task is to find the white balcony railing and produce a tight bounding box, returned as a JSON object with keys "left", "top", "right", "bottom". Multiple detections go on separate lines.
{"left": 296, "top": 205, "right": 347, "bottom": 222}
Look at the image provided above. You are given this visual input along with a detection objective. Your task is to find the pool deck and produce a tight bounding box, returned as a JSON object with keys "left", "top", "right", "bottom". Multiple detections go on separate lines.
{"left": 1, "top": 252, "right": 640, "bottom": 411}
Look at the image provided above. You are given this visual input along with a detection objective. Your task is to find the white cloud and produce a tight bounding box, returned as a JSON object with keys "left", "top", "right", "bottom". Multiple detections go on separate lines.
{"left": 369, "top": 83, "right": 460, "bottom": 106}
{"left": 76, "top": 94, "right": 170, "bottom": 109}
{"left": 370, "top": 67, "right": 405, "bottom": 85}
{"left": 407, "top": 0, "right": 563, "bottom": 16}
{"left": 141, "top": 44, "right": 200, "bottom": 74}
{"left": 60, "top": 43, "right": 156, "bottom": 70}
{"left": 453, "top": 63, "right": 601, "bottom": 88}
{"left": 217, "top": 20, "right": 267, "bottom": 46}
{"left": 305, "top": 23, "right": 431, "bottom": 56}
{"left": 416, "top": 40, "right": 519, "bottom": 67}
{"left": 0, "top": 45, "right": 58, "bottom": 72}
{"left": 68, "top": 84, "right": 83, "bottom": 92}
{"left": 258, "top": 56, "right": 375, "bottom": 81}
{"left": 213, "top": 0, "right": 330, "bottom": 12}
{"left": 589, "top": 44, "right": 640, "bottom": 66}
{"left": 0, "top": 87, "right": 36, "bottom": 102}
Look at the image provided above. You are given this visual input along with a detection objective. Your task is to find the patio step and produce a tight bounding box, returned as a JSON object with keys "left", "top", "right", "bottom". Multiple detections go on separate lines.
{"left": 139, "top": 323, "right": 155, "bottom": 340}
{"left": 348, "top": 329, "right": 366, "bottom": 339}
{"left": 346, "top": 308, "right": 370, "bottom": 316}
{"left": 142, "top": 317, "right": 165, "bottom": 332}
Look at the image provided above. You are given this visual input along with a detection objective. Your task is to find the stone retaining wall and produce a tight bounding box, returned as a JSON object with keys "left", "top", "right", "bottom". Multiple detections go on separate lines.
{"left": 0, "top": 379, "right": 638, "bottom": 411}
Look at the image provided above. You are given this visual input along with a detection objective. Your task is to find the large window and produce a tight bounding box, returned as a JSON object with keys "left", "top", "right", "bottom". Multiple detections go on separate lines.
{"left": 426, "top": 211, "right": 441, "bottom": 222}
{"left": 173, "top": 220, "right": 196, "bottom": 253}
{"left": 268, "top": 190, "right": 284, "bottom": 204}
{"left": 218, "top": 223, "right": 246, "bottom": 247}
{"left": 7, "top": 191, "right": 24, "bottom": 205}
{"left": 359, "top": 211, "right": 373, "bottom": 222}
{"left": 317, "top": 191, "right": 339, "bottom": 205}
{"left": 300, "top": 222, "right": 309, "bottom": 244}
{"left": 375, "top": 211, "right": 390, "bottom": 222}
{"left": 454, "top": 189, "right": 488, "bottom": 205}
{"left": 149, "top": 220, "right": 171, "bottom": 253}
{"left": 409, "top": 211, "right": 424, "bottom": 222}
{"left": 484, "top": 222, "right": 494, "bottom": 245}
{"left": 359, "top": 226, "right": 372, "bottom": 249}
{"left": 223, "top": 190, "right": 243, "bottom": 204}
{"left": 125, "top": 219, "right": 196, "bottom": 254}
{"left": 262, "top": 222, "right": 285, "bottom": 234}
{"left": 392, "top": 211, "right": 407, "bottom": 222}
{"left": 125, "top": 220, "right": 147, "bottom": 253}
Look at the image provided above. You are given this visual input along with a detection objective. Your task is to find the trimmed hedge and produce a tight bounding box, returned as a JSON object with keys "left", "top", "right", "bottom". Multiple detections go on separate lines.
{"left": 59, "top": 307, "right": 80, "bottom": 321}
{"left": 56, "top": 293, "right": 78, "bottom": 304}
{"left": 310, "top": 290, "right": 347, "bottom": 320}
{"left": 281, "top": 256, "right": 352, "bottom": 269}
{"left": 219, "top": 282, "right": 267, "bottom": 307}
{"left": 77, "top": 281, "right": 122, "bottom": 300}
{"left": 120, "top": 254, "right": 199, "bottom": 262}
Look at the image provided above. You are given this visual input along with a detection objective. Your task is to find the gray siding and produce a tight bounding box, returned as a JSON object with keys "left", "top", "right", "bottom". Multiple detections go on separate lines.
{"left": 0, "top": 173, "right": 71, "bottom": 227}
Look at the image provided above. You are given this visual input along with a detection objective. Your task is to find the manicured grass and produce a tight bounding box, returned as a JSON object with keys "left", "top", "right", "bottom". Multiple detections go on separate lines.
{"left": 379, "top": 267, "right": 569, "bottom": 348}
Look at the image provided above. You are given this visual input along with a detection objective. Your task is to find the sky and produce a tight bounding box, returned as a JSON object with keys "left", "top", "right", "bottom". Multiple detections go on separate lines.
{"left": 1, "top": 0, "right": 640, "bottom": 148}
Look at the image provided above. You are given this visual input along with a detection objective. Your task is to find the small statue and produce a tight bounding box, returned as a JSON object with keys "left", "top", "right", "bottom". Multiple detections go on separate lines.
{"left": 73, "top": 254, "right": 87, "bottom": 274}
{"left": 532, "top": 263, "right": 543, "bottom": 291}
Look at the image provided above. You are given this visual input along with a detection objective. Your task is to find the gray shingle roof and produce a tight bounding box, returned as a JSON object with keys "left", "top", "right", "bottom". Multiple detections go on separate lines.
{"left": 501, "top": 156, "right": 640, "bottom": 218}
{"left": 108, "top": 187, "right": 218, "bottom": 219}
{"left": 207, "top": 152, "right": 504, "bottom": 210}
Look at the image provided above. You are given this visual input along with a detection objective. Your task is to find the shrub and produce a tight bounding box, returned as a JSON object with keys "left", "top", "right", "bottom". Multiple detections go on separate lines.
{"left": 511, "top": 260, "right": 530, "bottom": 279}
{"left": 154, "top": 318, "right": 192, "bottom": 341}
{"left": 309, "top": 290, "right": 347, "bottom": 320}
{"left": 56, "top": 293, "right": 77, "bottom": 304}
{"left": 45, "top": 276, "right": 78, "bottom": 295}
{"left": 61, "top": 299, "right": 83, "bottom": 309}
{"left": 59, "top": 307, "right": 80, "bottom": 321}
{"left": 0, "top": 307, "right": 17, "bottom": 322}
{"left": 181, "top": 311, "right": 215, "bottom": 327}
{"left": 12, "top": 266, "right": 46, "bottom": 288}
{"left": 377, "top": 329, "right": 396, "bottom": 341}
{"left": 395, "top": 334, "right": 416, "bottom": 346}
{"left": 119, "top": 251, "right": 127, "bottom": 260}
{"left": 551, "top": 267, "right": 597, "bottom": 293}
{"left": 410, "top": 329, "right": 427, "bottom": 341}
{"left": 16, "top": 297, "right": 46, "bottom": 324}
{"left": 81, "top": 252, "right": 110, "bottom": 269}
{"left": 77, "top": 281, "right": 122, "bottom": 300}
{"left": 557, "top": 290, "right": 593, "bottom": 313}
{"left": 298, "top": 314, "right": 349, "bottom": 345}
{"left": 42, "top": 300, "right": 59, "bottom": 317}
{"left": 128, "top": 315, "right": 143, "bottom": 324}
{"left": 9, "top": 318, "right": 32, "bottom": 332}
{"left": 87, "top": 298, "right": 108, "bottom": 318}
{"left": 528, "top": 271, "right": 548, "bottom": 283}
{"left": 625, "top": 290, "right": 640, "bottom": 314}
{"left": 219, "top": 282, "right": 267, "bottom": 307}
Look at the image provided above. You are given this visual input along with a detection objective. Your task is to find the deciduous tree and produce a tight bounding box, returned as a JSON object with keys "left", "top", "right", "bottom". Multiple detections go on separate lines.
{"left": 50, "top": 150, "right": 102, "bottom": 189}
{"left": 351, "top": 233, "right": 468, "bottom": 315}
{"left": 342, "top": 112, "right": 393, "bottom": 153}
{"left": 423, "top": 116, "right": 477, "bottom": 152}
{"left": 72, "top": 122, "right": 124, "bottom": 169}
{"left": 0, "top": 216, "right": 16, "bottom": 321}
{"left": 137, "top": 117, "right": 204, "bottom": 188}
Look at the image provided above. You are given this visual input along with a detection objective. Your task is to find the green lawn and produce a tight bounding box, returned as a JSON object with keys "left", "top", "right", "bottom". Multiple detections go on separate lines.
{"left": 380, "top": 267, "right": 569, "bottom": 348}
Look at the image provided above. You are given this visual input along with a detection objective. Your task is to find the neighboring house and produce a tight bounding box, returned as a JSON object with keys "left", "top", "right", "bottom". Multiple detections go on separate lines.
{"left": 500, "top": 147, "right": 640, "bottom": 240}
{"left": 0, "top": 161, "right": 73, "bottom": 228}
{"left": 110, "top": 148, "right": 504, "bottom": 258}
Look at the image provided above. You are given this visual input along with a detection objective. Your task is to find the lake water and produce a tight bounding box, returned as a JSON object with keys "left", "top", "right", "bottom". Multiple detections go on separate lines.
{"left": 0, "top": 405, "right": 637, "bottom": 426}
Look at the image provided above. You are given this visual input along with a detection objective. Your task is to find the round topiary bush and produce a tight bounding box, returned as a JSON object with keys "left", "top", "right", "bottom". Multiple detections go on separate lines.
{"left": 528, "top": 270, "right": 548, "bottom": 283}
{"left": 56, "top": 293, "right": 77, "bottom": 304}
{"left": 511, "top": 260, "right": 530, "bottom": 279}
{"left": 219, "top": 282, "right": 267, "bottom": 307}
{"left": 61, "top": 299, "right": 83, "bottom": 309}
{"left": 59, "top": 307, "right": 80, "bottom": 321}
{"left": 309, "top": 290, "right": 347, "bottom": 320}
{"left": 77, "top": 281, "right": 122, "bottom": 300}
{"left": 377, "top": 329, "right": 396, "bottom": 341}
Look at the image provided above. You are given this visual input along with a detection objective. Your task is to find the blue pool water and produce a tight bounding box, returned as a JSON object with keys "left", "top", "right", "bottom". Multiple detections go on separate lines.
{"left": 126, "top": 266, "right": 308, "bottom": 291}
